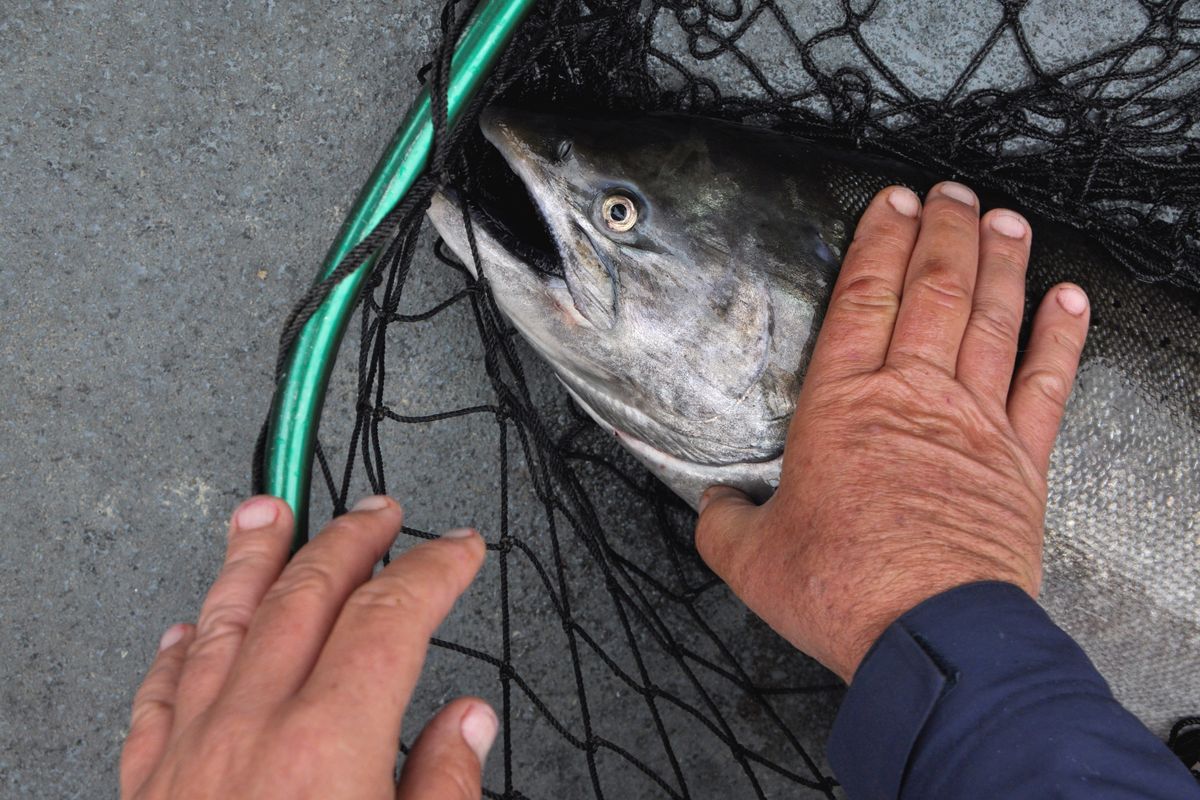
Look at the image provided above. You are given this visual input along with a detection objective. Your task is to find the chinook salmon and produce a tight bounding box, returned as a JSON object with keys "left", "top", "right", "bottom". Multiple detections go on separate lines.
{"left": 427, "top": 108, "right": 1200, "bottom": 734}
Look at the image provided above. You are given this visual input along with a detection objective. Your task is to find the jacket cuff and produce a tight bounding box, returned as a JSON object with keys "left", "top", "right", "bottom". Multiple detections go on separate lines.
{"left": 826, "top": 595, "right": 957, "bottom": 799}
{"left": 827, "top": 581, "right": 1083, "bottom": 799}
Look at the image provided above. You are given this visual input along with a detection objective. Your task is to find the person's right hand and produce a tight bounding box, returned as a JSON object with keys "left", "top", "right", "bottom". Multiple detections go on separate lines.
{"left": 696, "top": 182, "right": 1090, "bottom": 682}
{"left": 120, "top": 495, "right": 493, "bottom": 800}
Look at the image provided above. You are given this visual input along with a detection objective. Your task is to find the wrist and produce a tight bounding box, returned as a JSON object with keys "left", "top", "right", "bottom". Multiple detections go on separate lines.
{"left": 833, "top": 569, "right": 1036, "bottom": 682}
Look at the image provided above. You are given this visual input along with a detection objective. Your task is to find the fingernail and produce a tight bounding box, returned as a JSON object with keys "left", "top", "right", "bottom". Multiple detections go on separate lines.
{"left": 441, "top": 527, "right": 477, "bottom": 539}
{"left": 887, "top": 186, "right": 920, "bottom": 217}
{"left": 460, "top": 703, "right": 498, "bottom": 766}
{"left": 158, "top": 624, "right": 187, "bottom": 652}
{"left": 233, "top": 497, "right": 279, "bottom": 531}
{"left": 989, "top": 211, "right": 1027, "bottom": 238}
{"left": 937, "top": 181, "right": 976, "bottom": 206}
{"left": 1056, "top": 285, "right": 1088, "bottom": 316}
{"left": 351, "top": 495, "right": 392, "bottom": 512}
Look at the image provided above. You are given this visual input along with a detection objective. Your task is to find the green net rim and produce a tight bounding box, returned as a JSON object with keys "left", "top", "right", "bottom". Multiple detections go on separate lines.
{"left": 261, "top": 0, "right": 536, "bottom": 550}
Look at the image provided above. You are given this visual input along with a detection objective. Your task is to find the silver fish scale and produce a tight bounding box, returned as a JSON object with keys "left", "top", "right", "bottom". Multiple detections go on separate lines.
{"left": 1044, "top": 362, "right": 1199, "bottom": 732}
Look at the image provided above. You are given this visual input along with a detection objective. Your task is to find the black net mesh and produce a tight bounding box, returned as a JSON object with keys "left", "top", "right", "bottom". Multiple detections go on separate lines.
{"left": 258, "top": 1, "right": 1200, "bottom": 796}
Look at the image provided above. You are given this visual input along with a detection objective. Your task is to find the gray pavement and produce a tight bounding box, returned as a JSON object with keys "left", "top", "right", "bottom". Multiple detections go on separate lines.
{"left": 1, "top": 3, "right": 440, "bottom": 796}
{"left": 1, "top": 2, "right": 1185, "bottom": 798}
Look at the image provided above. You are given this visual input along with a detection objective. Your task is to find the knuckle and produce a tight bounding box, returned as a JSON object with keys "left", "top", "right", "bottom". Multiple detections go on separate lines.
{"left": 1049, "top": 326, "right": 1083, "bottom": 353}
{"left": 132, "top": 660, "right": 179, "bottom": 704}
{"left": 844, "top": 233, "right": 911, "bottom": 271}
{"left": 835, "top": 273, "right": 901, "bottom": 314}
{"left": 192, "top": 604, "right": 253, "bottom": 650}
{"left": 874, "top": 367, "right": 925, "bottom": 405}
{"left": 1021, "top": 367, "right": 1070, "bottom": 406}
{"left": 927, "top": 198, "right": 978, "bottom": 226}
{"left": 317, "top": 517, "right": 365, "bottom": 541}
{"left": 852, "top": 219, "right": 912, "bottom": 252}
{"left": 912, "top": 260, "right": 972, "bottom": 307}
{"left": 129, "top": 696, "right": 174, "bottom": 729}
{"left": 266, "top": 560, "right": 341, "bottom": 605}
{"left": 969, "top": 302, "right": 1019, "bottom": 344}
{"left": 222, "top": 535, "right": 279, "bottom": 569}
{"left": 345, "top": 574, "right": 431, "bottom": 619}
{"left": 427, "top": 759, "right": 479, "bottom": 799}
{"left": 983, "top": 240, "right": 1029, "bottom": 275}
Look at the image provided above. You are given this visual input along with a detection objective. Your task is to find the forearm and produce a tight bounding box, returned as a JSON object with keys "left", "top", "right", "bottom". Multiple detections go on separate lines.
{"left": 828, "top": 582, "right": 1199, "bottom": 799}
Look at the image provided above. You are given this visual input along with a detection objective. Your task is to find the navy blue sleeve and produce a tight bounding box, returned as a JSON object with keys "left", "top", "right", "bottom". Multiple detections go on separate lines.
{"left": 827, "top": 581, "right": 1199, "bottom": 799}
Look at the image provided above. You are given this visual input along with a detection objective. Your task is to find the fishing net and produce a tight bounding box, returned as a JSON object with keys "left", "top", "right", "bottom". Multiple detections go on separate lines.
{"left": 258, "top": 0, "right": 1200, "bottom": 795}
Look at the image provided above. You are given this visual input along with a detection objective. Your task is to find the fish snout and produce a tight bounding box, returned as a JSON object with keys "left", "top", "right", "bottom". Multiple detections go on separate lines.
{"left": 480, "top": 106, "right": 573, "bottom": 167}
{"left": 426, "top": 190, "right": 480, "bottom": 279}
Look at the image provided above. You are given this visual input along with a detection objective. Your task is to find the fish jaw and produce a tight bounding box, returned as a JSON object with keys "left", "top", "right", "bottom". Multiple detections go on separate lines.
{"left": 480, "top": 108, "right": 624, "bottom": 331}
{"left": 557, "top": 379, "right": 781, "bottom": 509}
{"left": 427, "top": 190, "right": 591, "bottom": 333}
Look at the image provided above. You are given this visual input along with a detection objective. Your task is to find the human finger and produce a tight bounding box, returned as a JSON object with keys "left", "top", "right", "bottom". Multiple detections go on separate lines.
{"left": 395, "top": 697, "right": 496, "bottom": 800}
{"left": 694, "top": 485, "right": 761, "bottom": 592}
{"left": 217, "top": 496, "right": 404, "bottom": 710}
{"left": 1007, "top": 284, "right": 1090, "bottom": 473}
{"left": 294, "top": 528, "right": 486, "bottom": 753}
{"left": 120, "top": 624, "right": 194, "bottom": 798}
{"left": 804, "top": 186, "right": 920, "bottom": 384}
{"left": 886, "top": 181, "right": 981, "bottom": 373}
{"left": 956, "top": 209, "right": 1032, "bottom": 403}
{"left": 171, "top": 496, "right": 293, "bottom": 732}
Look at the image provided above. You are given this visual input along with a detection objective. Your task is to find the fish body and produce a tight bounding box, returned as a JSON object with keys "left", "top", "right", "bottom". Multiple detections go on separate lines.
{"left": 428, "top": 109, "right": 1200, "bottom": 733}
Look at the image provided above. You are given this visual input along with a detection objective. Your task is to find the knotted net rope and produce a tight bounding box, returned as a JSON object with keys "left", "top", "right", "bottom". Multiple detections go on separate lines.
{"left": 260, "top": 1, "right": 1200, "bottom": 795}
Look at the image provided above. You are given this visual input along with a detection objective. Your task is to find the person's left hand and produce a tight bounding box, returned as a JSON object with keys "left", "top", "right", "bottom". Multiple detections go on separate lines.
{"left": 120, "top": 495, "right": 494, "bottom": 800}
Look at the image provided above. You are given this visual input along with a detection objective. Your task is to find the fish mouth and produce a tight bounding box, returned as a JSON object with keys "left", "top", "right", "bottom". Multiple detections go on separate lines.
{"left": 455, "top": 120, "right": 563, "bottom": 277}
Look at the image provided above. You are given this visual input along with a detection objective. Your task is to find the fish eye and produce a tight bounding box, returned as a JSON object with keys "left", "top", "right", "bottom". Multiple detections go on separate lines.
{"left": 601, "top": 193, "right": 638, "bottom": 233}
{"left": 555, "top": 139, "right": 572, "bottom": 160}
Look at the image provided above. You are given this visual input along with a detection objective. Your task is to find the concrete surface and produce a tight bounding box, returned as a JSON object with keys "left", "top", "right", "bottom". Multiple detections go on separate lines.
{"left": 1, "top": 3, "right": 442, "bottom": 796}
{"left": 1, "top": 1, "right": 1185, "bottom": 798}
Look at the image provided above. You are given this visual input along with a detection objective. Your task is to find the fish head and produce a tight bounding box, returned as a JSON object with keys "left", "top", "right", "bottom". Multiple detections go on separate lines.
{"left": 428, "top": 109, "right": 848, "bottom": 504}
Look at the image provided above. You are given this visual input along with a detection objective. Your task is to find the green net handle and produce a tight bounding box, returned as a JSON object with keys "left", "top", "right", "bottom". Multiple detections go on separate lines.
{"left": 262, "top": 0, "right": 538, "bottom": 551}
